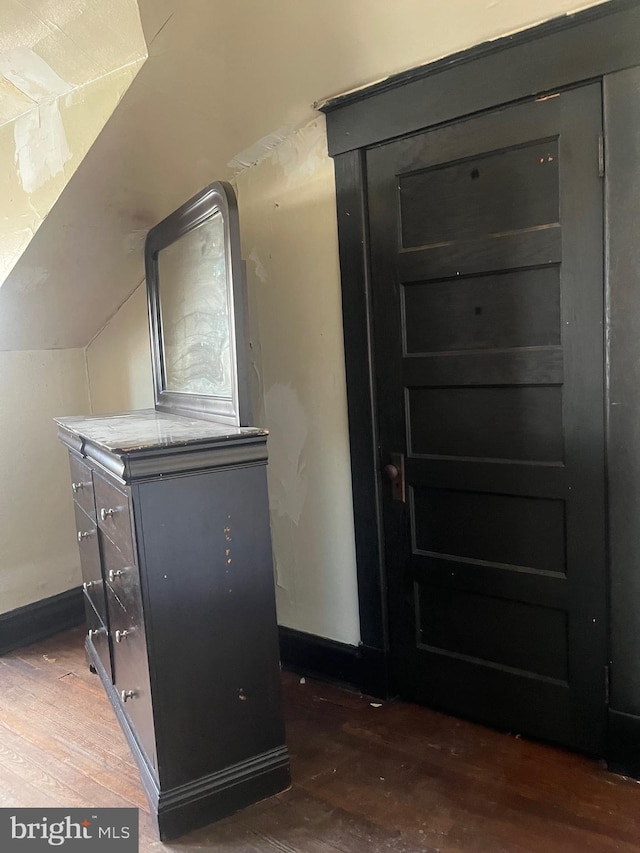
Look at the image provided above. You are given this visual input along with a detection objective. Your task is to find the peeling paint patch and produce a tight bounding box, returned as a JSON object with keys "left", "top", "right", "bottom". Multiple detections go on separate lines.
{"left": 249, "top": 351, "right": 265, "bottom": 426}
{"left": 273, "top": 119, "right": 327, "bottom": 186}
{"left": 272, "top": 524, "right": 298, "bottom": 599}
{"left": 0, "top": 48, "right": 72, "bottom": 102}
{"left": 264, "top": 384, "right": 308, "bottom": 525}
{"left": 273, "top": 552, "right": 283, "bottom": 590}
{"left": 227, "top": 126, "right": 291, "bottom": 173}
{"left": 14, "top": 99, "right": 72, "bottom": 194}
{"left": 249, "top": 248, "right": 268, "bottom": 285}
{"left": 230, "top": 120, "right": 328, "bottom": 185}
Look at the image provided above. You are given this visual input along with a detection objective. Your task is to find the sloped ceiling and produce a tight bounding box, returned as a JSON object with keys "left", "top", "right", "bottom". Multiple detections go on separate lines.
{"left": 0, "top": 0, "right": 147, "bottom": 288}
{"left": 0, "top": 0, "right": 612, "bottom": 350}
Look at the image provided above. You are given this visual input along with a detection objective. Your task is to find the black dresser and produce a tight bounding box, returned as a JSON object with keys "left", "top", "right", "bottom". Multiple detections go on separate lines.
{"left": 55, "top": 409, "right": 290, "bottom": 840}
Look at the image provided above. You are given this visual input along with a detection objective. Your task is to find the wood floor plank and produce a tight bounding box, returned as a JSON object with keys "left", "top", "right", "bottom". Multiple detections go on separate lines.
{"left": 2, "top": 630, "right": 640, "bottom": 852}
{"left": 0, "top": 761, "right": 64, "bottom": 808}
{"left": 0, "top": 719, "right": 147, "bottom": 810}
{"left": 0, "top": 681, "right": 138, "bottom": 773}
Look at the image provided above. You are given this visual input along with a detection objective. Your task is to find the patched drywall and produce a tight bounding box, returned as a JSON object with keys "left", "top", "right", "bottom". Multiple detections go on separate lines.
{"left": 0, "top": 60, "right": 145, "bottom": 287}
{"left": 264, "top": 384, "right": 309, "bottom": 528}
{"left": 14, "top": 98, "right": 72, "bottom": 195}
{"left": 234, "top": 118, "right": 361, "bottom": 643}
{"left": 0, "top": 349, "right": 91, "bottom": 615}
{"left": 0, "top": 0, "right": 147, "bottom": 286}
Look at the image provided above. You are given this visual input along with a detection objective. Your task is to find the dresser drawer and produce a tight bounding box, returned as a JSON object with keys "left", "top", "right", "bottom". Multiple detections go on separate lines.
{"left": 74, "top": 503, "right": 107, "bottom": 624}
{"left": 107, "top": 588, "right": 156, "bottom": 771}
{"left": 84, "top": 592, "right": 112, "bottom": 681}
{"left": 68, "top": 454, "right": 95, "bottom": 520}
{"left": 101, "top": 533, "right": 141, "bottom": 615}
{"left": 93, "top": 473, "right": 135, "bottom": 564}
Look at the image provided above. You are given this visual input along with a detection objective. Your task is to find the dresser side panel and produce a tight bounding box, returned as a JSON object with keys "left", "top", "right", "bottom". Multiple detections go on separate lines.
{"left": 132, "top": 462, "right": 285, "bottom": 789}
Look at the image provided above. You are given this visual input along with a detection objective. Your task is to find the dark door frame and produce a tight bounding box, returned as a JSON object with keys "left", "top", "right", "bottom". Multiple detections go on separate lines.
{"left": 320, "top": 0, "right": 640, "bottom": 775}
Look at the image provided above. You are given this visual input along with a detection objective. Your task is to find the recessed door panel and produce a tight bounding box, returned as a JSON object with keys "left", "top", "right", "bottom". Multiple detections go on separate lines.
{"left": 403, "top": 267, "right": 561, "bottom": 354}
{"left": 399, "top": 139, "right": 559, "bottom": 249}
{"left": 412, "top": 488, "right": 566, "bottom": 575}
{"left": 408, "top": 386, "right": 564, "bottom": 462}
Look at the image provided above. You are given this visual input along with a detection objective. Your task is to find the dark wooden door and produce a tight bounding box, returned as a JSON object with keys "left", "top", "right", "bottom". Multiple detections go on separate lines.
{"left": 367, "top": 83, "right": 607, "bottom": 753}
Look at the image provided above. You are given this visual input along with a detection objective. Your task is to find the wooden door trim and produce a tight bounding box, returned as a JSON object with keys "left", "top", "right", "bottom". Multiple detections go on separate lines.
{"left": 327, "top": 0, "right": 640, "bottom": 753}
{"left": 333, "top": 150, "right": 386, "bottom": 665}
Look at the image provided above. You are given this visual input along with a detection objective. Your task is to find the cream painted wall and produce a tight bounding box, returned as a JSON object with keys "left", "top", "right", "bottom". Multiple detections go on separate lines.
{"left": 235, "top": 118, "right": 360, "bottom": 643}
{"left": 85, "top": 283, "right": 153, "bottom": 414}
{"left": 0, "top": 349, "right": 91, "bottom": 615}
{"left": 215, "top": 0, "right": 611, "bottom": 147}
{"left": 0, "top": 285, "right": 152, "bottom": 617}
{"left": 0, "top": 0, "right": 146, "bottom": 617}
{"left": 84, "top": 0, "right": 611, "bottom": 646}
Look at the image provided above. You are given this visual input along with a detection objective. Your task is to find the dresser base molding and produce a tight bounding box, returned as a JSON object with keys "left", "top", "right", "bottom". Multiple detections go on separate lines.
{"left": 87, "top": 618, "right": 290, "bottom": 841}
{"left": 0, "top": 588, "right": 84, "bottom": 656}
{"left": 155, "top": 748, "right": 290, "bottom": 841}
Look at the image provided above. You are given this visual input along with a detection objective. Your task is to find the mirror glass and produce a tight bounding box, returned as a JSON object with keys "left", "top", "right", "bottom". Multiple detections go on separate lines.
{"left": 145, "top": 181, "right": 251, "bottom": 426}
{"left": 157, "top": 212, "right": 232, "bottom": 398}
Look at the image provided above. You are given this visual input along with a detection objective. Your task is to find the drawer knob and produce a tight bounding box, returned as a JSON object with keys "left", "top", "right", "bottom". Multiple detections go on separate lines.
{"left": 100, "top": 507, "right": 115, "bottom": 521}
{"left": 77, "top": 530, "right": 93, "bottom": 542}
{"left": 108, "top": 568, "right": 125, "bottom": 583}
{"left": 121, "top": 690, "right": 135, "bottom": 703}
{"left": 88, "top": 627, "right": 104, "bottom": 639}
{"left": 82, "top": 581, "right": 94, "bottom": 591}
{"left": 115, "top": 630, "right": 129, "bottom": 643}
{"left": 71, "top": 481, "right": 84, "bottom": 493}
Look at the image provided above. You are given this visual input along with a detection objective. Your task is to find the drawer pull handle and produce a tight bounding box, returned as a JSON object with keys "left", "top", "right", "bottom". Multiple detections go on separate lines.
{"left": 108, "top": 568, "right": 126, "bottom": 583}
{"left": 100, "top": 507, "right": 116, "bottom": 521}
{"left": 115, "top": 630, "right": 129, "bottom": 643}
{"left": 121, "top": 689, "right": 136, "bottom": 703}
{"left": 82, "top": 581, "right": 94, "bottom": 591}
{"left": 77, "top": 530, "right": 93, "bottom": 542}
{"left": 71, "top": 482, "right": 85, "bottom": 493}
{"left": 88, "top": 627, "right": 105, "bottom": 639}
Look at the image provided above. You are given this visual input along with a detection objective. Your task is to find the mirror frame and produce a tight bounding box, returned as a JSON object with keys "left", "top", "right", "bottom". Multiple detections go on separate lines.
{"left": 145, "top": 181, "right": 252, "bottom": 426}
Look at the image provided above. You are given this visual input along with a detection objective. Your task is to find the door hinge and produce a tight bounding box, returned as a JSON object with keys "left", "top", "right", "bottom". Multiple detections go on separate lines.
{"left": 605, "top": 664, "right": 610, "bottom": 705}
{"left": 598, "top": 134, "right": 605, "bottom": 178}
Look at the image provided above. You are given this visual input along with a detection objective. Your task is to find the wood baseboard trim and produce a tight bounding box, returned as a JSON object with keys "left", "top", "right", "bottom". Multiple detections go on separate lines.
{"left": 607, "top": 708, "right": 640, "bottom": 779}
{"left": 0, "top": 587, "right": 84, "bottom": 655}
{"left": 278, "top": 626, "right": 388, "bottom": 698}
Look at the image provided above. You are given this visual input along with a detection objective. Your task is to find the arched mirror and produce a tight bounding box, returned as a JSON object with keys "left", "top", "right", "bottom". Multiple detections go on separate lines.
{"left": 145, "top": 181, "right": 251, "bottom": 425}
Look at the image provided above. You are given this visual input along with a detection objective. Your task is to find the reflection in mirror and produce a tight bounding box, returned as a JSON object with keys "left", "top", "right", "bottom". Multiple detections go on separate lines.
{"left": 157, "top": 212, "right": 232, "bottom": 398}
{"left": 146, "top": 181, "right": 251, "bottom": 426}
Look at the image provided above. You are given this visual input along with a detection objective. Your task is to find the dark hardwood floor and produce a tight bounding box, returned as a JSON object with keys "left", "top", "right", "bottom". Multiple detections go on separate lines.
{"left": 1, "top": 628, "right": 639, "bottom": 852}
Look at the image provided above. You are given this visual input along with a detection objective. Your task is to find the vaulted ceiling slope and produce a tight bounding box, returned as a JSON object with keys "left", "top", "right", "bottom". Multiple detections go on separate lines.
{"left": 0, "top": 0, "right": 612, "bottom": 350}
{"left": 0, "top": 0, "right": 147, "bottom": 293}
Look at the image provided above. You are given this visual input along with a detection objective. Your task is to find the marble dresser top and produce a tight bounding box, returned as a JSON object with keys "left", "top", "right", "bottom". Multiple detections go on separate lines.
{"left": 55, "top": 408, "right": 267, "bottom": 454}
